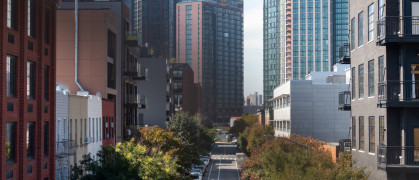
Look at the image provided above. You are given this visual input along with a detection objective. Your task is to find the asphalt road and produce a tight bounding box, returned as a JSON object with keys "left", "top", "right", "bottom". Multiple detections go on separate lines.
{"left": 203, "top": 143, "right": 241, "bottom": 180}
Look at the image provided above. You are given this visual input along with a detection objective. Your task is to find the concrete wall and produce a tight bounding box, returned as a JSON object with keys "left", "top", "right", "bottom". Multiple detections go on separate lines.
{"left": 68, "top": 95, "right": 88, "bottom": 167}
{"left": 138, "top": 57, "right": 168, "bottom": 128}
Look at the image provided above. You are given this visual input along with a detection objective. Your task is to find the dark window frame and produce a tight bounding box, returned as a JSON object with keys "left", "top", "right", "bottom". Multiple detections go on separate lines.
{"left": 358, "top": 11, "right": 364, "bottom": 47}
{"left": 7, "top": 0, "right": 17, "bottom": 30}
{"left": 369, "top": 116, "right": 375, "bottom": 153}
{"left": 6, "top": 55, "right": 17, "bottom": 98}
{"left": 6, "top": 122, "right": 17, "bottom": 164}
{"left": 359, "top": 116, "right": 365, "bottom": 151}
{"left": 44, "top": 122, "right": 49, "bottom": 157}
{"left": 352, "top": 116, "right": 356, "bottom": 148}
{"left": 379, "top": 116, "right": 385, "bottom": 146}
{"left": 27, "top": 61, "right": 36, "bottom": 100}
{"left": 378, "top": 56, "right": 384, "bottom": 82}
{"left": 359, "top": 64, "right": 365, "bottom": 98}
{"left": 27, "top": 122, "right": 35, "bottom": 160}
{"left": 27, "top": 0, "right": 36, "bottom": 38}
{"left": 368, "top": 60, "right": 375, "bottom": 97}
{"left": 44, "top": 66, "right": 49, "bottom": 101}
{"left": 352, "top": 67, "right": 356, "bottom": 99}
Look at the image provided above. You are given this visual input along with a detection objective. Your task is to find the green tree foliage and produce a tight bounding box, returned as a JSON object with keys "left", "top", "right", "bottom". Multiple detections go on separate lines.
{"left": 238, "top": 124, "right": 274, "bottom": 156}
{"left": 241, "top": 134, "right": 369, "bottom": 180}
{"left": 229, "top": 114, "right": 258, "bottom": 137}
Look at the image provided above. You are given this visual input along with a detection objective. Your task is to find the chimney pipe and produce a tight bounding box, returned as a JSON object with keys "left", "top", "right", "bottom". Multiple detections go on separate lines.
{"left": 75, "top": 0, "right": 83, "bottom": 91}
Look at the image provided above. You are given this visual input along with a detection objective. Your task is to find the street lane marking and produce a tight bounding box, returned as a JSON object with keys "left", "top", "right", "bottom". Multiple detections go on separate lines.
{"left": 217, "top": 158, "right": 221, "bottom": 180}
{"left": 207, "top": 160, "right": 214, "bottom": 180}
{"left": 235, "top": 160, "right": 240, "bottom": 180}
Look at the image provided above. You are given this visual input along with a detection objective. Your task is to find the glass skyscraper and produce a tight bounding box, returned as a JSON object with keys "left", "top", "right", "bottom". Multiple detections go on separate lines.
{"left": 177, "top": 0, "right": 244, "bottom": 124}
{"left": 263, "top": 0, "right": 280, "bottom": 108}
{"left": 263, "top": 0, "right": 349, "bottom": 107}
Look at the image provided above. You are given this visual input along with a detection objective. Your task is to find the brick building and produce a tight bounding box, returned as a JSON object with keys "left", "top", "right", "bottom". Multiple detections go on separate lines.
{"left": 0, "top": 0, "right": 58, "bottom": 179}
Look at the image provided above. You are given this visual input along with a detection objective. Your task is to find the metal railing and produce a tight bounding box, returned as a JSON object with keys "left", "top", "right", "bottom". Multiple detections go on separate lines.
{"left": 338, "top": 43, "right": 350, "bottom": 64}
{"left": 338, "top": 91, "right": 351, "bottom": 110}
{"left": 378, "top": 146, "right": 419, "bottom": 167}
{"left": 377, "top": 16, "right": 419, "bottom": 42}
{"left": 56, "top": 139, "right": 76, "bottom": 157}
{"left": 378, "top": 81, "right": 419, "bottom": 105}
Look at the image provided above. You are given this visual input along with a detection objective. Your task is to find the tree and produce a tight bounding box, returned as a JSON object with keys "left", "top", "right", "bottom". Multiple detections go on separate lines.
{"left": 241, "top": 134, "right": 369, "bottom": 180}
{"left": 166, "top": 112, "right": 201, "bottom": 170}
{"left": 229, "top": 114, "right": 258, "bottom": 137}
{"left": 238, "top": 124, "right": 274, "bottom": 156}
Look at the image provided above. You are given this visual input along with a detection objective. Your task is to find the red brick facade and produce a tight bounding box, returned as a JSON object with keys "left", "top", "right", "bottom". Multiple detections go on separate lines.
{"left": 102, "top": 99, "right": 116, "bottom": 147}
{"left": 0, "top": 0, "right": 57, "bottom": 179}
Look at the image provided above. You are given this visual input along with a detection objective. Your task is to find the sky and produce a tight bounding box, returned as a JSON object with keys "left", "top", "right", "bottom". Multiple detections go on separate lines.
{"left": 243, "top": 0, "right": 263, "bottom": 97}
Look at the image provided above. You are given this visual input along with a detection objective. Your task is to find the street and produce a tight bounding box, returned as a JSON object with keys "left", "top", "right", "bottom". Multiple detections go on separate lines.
{"left": 203, "top": 143, "right": 241, "bottom": 180}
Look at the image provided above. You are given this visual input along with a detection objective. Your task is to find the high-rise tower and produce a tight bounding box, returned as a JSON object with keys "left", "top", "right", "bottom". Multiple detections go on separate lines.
{"left": 177, "top": 0, "right": 244, "bottom": 124}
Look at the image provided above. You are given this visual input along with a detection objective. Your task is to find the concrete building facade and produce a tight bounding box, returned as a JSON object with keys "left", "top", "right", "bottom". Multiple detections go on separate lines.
{"left": 177, "top": 0, "right": 244, "bottom": 124}
{"left": 271, "top": 65, "right": 350, "bottom": 142}
{"left": 86, "top": 95, "right": 102, "bottom": 161}
{"left": 1, "top": 0, "right": 58, "bottom": 179}
{"left": 170, "top": 63, "right": 201, "bottom": 115}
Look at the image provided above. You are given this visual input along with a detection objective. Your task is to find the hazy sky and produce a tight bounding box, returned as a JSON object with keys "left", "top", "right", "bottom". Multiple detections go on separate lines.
{"left": 243, "top": 0, "right": 263, "bottom": 97}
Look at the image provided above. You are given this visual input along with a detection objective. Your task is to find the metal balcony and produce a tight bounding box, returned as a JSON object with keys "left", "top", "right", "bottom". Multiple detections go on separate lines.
{"left": 133, "top": 68, "right": 148, "bottom": 81}
{"left": 338, "top": 91, "right": 351, "bottom": 111}
{"left": 56, "top": 139, "right": 76, "bottom": 158}
{"left": 138, "top": 95, "right": 148, "bottom": 109}
{"left": 378, "top": 81, "right": 419, "bottom": 107}
{"left": 125, "top": 31, "right": 138, "bottom": 47}
{"left": 377, "top": 16, "right": 419, "bottom": 45}
{"left": 338, "top": 43, "right": 350, "bottom": 64}
{"left": 378, "top": 146, "right": 419, "bottom": 171}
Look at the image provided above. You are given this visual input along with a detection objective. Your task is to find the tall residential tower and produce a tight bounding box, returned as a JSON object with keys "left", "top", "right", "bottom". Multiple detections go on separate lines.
{"left": 263, "top": 0, "right": 349, "bottom": 107}
{"left": 177, "top": 0, "right": 244, "bottom": 124}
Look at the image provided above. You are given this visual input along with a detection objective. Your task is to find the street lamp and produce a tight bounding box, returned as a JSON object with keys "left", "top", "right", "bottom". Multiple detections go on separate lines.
{"left": 264, "top": 135, "right": 309, "bottom": 158}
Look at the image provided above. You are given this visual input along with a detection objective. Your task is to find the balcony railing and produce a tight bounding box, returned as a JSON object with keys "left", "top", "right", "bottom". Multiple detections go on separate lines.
{"left": 377, "top": 16, "right": 419, "bottom": 45}
{"left": 138, "top": 95, "right": 148, "bottom": 109}
{"left": 378, "top": 146, "right": 419, "bottom": 168}
{"left": 125, "top": 31, "right": 138, "bottom": 47}
{"left": 134, "top": 68, "right": 148, "bottom": 81}
{"left": 378, "top": 81, "right": 419, "bottom": 107}
{"left": 56, "top": 139, "right": 76, "bottom": 157}
{"left": 338, "top": 43, "right": 350, "bottom": 64}
{"left": 338, "top": 91, "right": 351, "bottom": 111}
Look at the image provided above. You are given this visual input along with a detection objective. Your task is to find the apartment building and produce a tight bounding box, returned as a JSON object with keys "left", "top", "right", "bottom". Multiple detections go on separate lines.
{"left": 1, "top": 0, "right": 58, "bottom": 179}
{"left": 177, "top": 0, "right": 244, "bottom": 124}
{"left": 170, "top": 63, "right": 201, "bottom": 115}
{"left": 271, "top": 64, "right": 350, "bottom": 142}
{"left": 102, "top": 100, "right": 116, "bottom": 147}
{"left": 262, "top": 0, "right": 349, "bottom": 108}
{"left": 348, "top": 0, "right": 419, "bottom": 178}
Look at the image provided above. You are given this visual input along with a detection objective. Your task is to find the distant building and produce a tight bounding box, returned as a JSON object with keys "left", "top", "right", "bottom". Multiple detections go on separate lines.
{"left": 244, "top": 92, "right": 263, "bottom": 114}
{"left": 176, "top": 0, "right": 244, "bottom": 124}
{"left": 138, "top": 56, "right": 170, "bottom": 128}
{"left": 270, "top": 64, "right": 350, "bottom": 142}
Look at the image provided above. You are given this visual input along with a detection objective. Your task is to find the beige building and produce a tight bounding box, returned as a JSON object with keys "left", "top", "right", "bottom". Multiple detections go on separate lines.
{"left": 68, "top": 95, "right": 89, "bottom": 168}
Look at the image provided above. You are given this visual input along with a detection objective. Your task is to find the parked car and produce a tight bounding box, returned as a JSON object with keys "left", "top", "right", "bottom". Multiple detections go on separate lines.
{"left": 194, "top": 164, "right": 206, "bottom": 175}
{"left": 189, "top": 168, "right": 202, "bottom": 179}
{"left": 200, "top": 157, "right": 209, "bottom": 166}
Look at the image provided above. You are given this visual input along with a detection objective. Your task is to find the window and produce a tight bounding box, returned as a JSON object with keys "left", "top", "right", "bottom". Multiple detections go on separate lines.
{"left": 6, "top": 122, "right": 17, "bottom": 164}
{"left": 352, "top": 67, "right": 356, "bottom": 99}
{"left": 27, "top": 165, "right": 33, "bottom": 174}
{"left": 27, "top": 0, "right": 36, "bottom": 37}
{"left": 44, "top": 122, "right": 49, "bottom": 157}
{"left": 107, "top": 30, "right": 116, "bottom": 59}
{"left": 6, "top": 55, "right": 17, "bottom": 98}
{"left": 7, "top": 0, "right": 17, "bottom": 30}
{"left": 352, "top": 117, "right": 356, "bottom": 148}
{"left": 351, "top": 18, "right": 355, "bottom": 50}
{"left": 358, "top": 12, "right": 364, "bottom": 46}
{"left": 379, "top": 116, "right": 385, "bottom": 145}
{"left": 378, "top": 56, "right": 384, "bottom": 82}
{"left": 368, "top": 4, "right": 374, "bottom": 41}
{"left": 45, "top": 8, "right": 50, "bottom": 43}
{"left": 359, "top": 116, "right": 365, "bottom": 151}
{"left": 369, "top": 116, "right": 375, "bottom": 153}
{"left": 27, "top": 122, "right": 35, "bottom": 160}
{"left": 44, "top": 66, "right": 49, "bottom": 101}
{"left": 368, "top": 60, "right": 374, "bottom": 97}
{"left": 378, "top": 0, "right": 384, "bottom": 20}
{"left": 6, "top": 169, "right": 13, "bottom": 180}
{"left": 359, "top": 64, "right": 364, "bottom": 98}
{"left": 27, "top": 61, "right": 36, "bottom": 100}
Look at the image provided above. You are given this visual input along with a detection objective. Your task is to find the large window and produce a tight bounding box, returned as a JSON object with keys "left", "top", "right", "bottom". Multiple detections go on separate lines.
{"left": 379, "top": 116, "right": 385, "bottom": 145}
{"left": 44, "top": 122, "right": 49, "bottom": 157}
{"left": 352, "top": 67, "right": 356, "bottom": 99}
{"left": 6, "top": 55, "right": 17, "bottom": 98}
{"left": 358, "top": 12, "right": 364, "bottom": 47}
{"left": 44, "top": 66, "right": 49, "bottom": 101}
{"left": 359, "top": 116, "right": 365, "bottom": 151}
{"left": 352, "top": 117, "right": 356, "bottom": 148}
{"left": 27, "top": 61, "right": 36, "bottom": 100}
{"left": 378, "top": 56, "right": 384, "bottom": 82}
{"left": 45, "top": 8, "right": 50, "bottom": 44}
{"left": 368, "top": 4, "right": 374, "bottom": 41}
{"left": 6, "top": 122, "right": 17, "bottom": 164}
{"left": 378, "top": 0, "right": 384, "bottom": 20}
{"left": 369, "top": 116, "right": 375, "bottom": 153}
{"left": 359, "top": 64, "right": 364, "bottom": 98}
{"left": 368, "top": 60, "right": 375, "bottom": 97}
{"left": 27, "top": 0, "right": 36, "bottom": 37}
{"left": 7, "top": 0, "right": 17, "bottom": 30}
{"left": 107, "top": 30, "right": 116, "bottom": 59}
{"left": 27, "top": 122, "right": 35, "bottom": 160}
{"left": 351, "top": 18, "right": 355, "bottom": 50}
